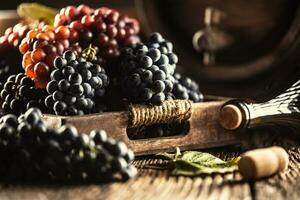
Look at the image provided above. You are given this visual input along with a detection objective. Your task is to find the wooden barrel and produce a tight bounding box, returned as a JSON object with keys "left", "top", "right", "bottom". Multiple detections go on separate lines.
{"left": 136, "top": 0, "right": 300, "bottom": 99}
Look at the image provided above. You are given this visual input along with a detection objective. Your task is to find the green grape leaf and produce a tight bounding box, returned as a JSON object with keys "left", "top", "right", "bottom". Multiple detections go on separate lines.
{"left": 17, "top": 3, "right": 58, "bottom": 25}
{"left": 156, "top": 148, "right": 240, "bottom": 176}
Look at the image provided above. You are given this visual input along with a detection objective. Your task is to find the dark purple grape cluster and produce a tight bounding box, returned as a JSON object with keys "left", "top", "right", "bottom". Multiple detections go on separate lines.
{"left": 45, "top": 50, "right": 109, "bottom": 115}
{"left": 119, "top": 32, "right": 178, "bottom": 105}
{"left": 0, "top": 108, "right": 136, "bottom": 182}
{"left": 172, "top": 73, "right": 204, "bottom": 102}
{"left": 0, "top": 73, "right": 47, "bottom": 115}
{"left": 54, "top": 5, "right": 140, "bottom": 66}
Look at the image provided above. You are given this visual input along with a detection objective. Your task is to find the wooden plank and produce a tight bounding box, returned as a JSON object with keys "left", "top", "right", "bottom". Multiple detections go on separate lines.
{"left": 44, "top": 101, "right": 241, "bottom": 156}
{"left": 0, "top": 139, "right": 299, "bottom": 200}
{"left": 0, "top": 155, "right": 252, "bottom": 200}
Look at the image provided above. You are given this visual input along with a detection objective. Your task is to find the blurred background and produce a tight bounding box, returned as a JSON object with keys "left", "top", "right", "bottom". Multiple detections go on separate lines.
{"left": 1, "top": 0, "right": 300, "bottom": 100}
{"left": 0, "top": 1, "right": 134, "bottom": 10}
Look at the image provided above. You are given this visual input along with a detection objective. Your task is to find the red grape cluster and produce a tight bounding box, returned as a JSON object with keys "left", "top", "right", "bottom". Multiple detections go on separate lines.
{"left": 0, "top": 23, "right": 30, "bottom": 50}
{"left": 54, "top": 5, "right": 140, "bottom": 66}
{"left": 19, "top": 25, "right": 81, "bottom": 88}
{"left": 0, "top": 23, "right": 31, "bottom": 82}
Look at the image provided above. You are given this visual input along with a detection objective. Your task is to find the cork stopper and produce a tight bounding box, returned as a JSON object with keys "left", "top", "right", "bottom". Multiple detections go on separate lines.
{"left": 238, "top": 146, "right": 289, "bottom": 180}
{"left": 269, "top": 146, "right": 289, "bottom": 172}
{"left": 219, "top": 104, "right": 242, "bottom": 130}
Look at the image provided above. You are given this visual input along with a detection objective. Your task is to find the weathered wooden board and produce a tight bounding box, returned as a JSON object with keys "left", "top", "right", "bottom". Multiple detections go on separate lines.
{"left": 0, "top": 140, "right": 299, "bottom": 200}
{"left": 0, "top": 132, "right": 294, "bottom": 197}
{"left": 43, "top": 101, "right": 241, "bottom": 156}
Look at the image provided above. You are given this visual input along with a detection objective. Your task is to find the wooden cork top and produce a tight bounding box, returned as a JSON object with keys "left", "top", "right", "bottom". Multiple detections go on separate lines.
{"left": 238, "top": 146, "right": 289, "bottom": 180}
{"left": 270, "top": 146, "right": 289, "bottom": 172}
{"left": 219, "top": 104, "right": 243, "bottom": 130}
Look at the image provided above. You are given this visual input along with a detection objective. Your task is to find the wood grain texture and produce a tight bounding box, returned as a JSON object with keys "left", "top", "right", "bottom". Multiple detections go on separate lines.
{"left": 44, "top": 101, "right": 241, "bottom": 156}
{"left": 0, "top": 136, "right": 299, "bottom": 200}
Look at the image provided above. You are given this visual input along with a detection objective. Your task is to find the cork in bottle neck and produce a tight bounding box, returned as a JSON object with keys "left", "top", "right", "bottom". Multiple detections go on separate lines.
{"left": 219, "top": 100, "right": 251, "bottom": 131}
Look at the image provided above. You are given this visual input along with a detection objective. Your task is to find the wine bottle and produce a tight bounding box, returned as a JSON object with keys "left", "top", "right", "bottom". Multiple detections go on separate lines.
{"left": 219, "top": 80, "right": 300, "bottom": 131}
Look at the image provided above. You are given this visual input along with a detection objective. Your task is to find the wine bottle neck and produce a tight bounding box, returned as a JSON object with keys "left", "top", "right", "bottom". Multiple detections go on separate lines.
{"left": 220, "top": 80, "right": 300, "bottom": 130}
{"left": 239, "top": 100, "right": 300, "bottom": 129}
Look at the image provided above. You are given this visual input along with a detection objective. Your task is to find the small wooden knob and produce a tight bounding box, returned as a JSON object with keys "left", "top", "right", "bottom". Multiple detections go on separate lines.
{"left": 238, "top": 146, "right": 289, "bottom": 180}
{"left": 219, "top": 104, "right": 242, "bottom": 130}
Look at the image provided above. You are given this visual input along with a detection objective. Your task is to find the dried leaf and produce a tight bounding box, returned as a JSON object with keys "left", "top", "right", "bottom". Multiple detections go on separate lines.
{"left": 17, "top": 3, "right": 57, "bottom": 25}
{"left": 157, "top": 148, "right": 240, "bottom": 176}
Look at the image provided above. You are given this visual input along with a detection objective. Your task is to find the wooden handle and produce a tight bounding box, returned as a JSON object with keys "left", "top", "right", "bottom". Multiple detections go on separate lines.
{"left": 238, "top": 146, "right": 288, "bottom": 180}
{"left": 43, "top": 101, "right": 241, "bottom": 156}
{"left": 128, "top": 100, "right": 192, "bottom": 128}
{"left": 128, "top": 101, "right": 240, "bottom": 155}
{"left": 219, "top": 104, "right": 243, "bottom": 130}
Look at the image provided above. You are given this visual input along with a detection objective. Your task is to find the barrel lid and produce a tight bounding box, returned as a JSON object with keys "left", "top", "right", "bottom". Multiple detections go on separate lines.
{"left": 136, "top": 0, "right": 300, "bottom": 97}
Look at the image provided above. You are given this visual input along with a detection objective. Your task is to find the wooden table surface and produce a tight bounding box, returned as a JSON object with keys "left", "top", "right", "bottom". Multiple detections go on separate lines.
{"left": 0, "top": 132, "right": 299, "bottom": 200}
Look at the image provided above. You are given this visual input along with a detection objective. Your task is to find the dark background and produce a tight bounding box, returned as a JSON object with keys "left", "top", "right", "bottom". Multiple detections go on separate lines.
{"left": 0, "top": 1, "right": 134, "bottom": 10}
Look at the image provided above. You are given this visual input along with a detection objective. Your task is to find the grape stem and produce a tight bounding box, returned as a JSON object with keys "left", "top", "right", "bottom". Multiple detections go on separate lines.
{"left": 81, "top": 44, "right": 97, "bottom": 61}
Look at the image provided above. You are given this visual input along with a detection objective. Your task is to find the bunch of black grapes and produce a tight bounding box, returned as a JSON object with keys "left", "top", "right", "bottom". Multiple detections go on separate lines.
{"left": 0, "top": 108, "right": 136, "bottom": 182}
{"left": 0, "top": 73, "right": 47, "bottom": 115}
{"left": 118, "top": 32, "right": 203, "bottom": 105}
{"left": 45, "top": 50, "right": 109, "bottom": 116}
